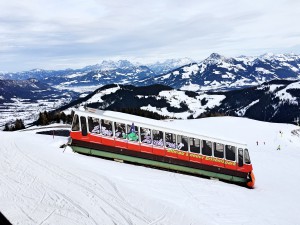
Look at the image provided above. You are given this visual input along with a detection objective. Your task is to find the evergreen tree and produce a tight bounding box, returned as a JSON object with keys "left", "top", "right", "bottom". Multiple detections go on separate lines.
{"left": 14, "top": 119, "right": 25, "bottom": 130}
{"left": 39, "top": 112, "right": 49, "bottom": 125}
{"left": 3, "top": 123, "right": 10, "bottom": 131}
{"left": 61, "top": 112, "right": 67, "bottom": 123}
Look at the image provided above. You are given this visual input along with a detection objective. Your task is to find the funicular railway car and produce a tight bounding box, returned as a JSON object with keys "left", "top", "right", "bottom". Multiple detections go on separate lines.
{"left": 69, "top": 108, "right": 255, "bottom": 188}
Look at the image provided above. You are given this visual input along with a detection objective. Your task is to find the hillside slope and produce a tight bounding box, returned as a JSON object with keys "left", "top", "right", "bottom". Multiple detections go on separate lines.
{"left": 60, "top": 81, "right": 300, "bottom": 124}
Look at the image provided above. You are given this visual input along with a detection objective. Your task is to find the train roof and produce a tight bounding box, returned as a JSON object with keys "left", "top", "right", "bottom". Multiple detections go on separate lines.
{"left": 75, "top": 108, "right": 247, "bottom": 147}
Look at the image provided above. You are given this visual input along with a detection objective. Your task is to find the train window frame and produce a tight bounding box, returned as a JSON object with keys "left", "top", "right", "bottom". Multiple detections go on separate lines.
{"left": 114, "top": 122, "right": 126, "bottom": 139}
{"left": 88, "top": 116, "right": 100, "bottom": 134}
{"left": 140, "top": 127, "right": 152, "bottom": 145}
{"left": 202, "top": 140, "right": 212, "bottom": 156}
{"left": 189, "top": 137, "right": 200, "bottom": 154}
{"left": 71, "top": 114, "right": 80, "bottom": 131}
{"left": 126, "top": 123, "right": 139, "bottom": 142}
{"left": 165, "top": 132, "right": 177, "bottom": 149}
{"left": 225, "top": 145, "right": 236, "bottom": 161}
{"left": 244, "top": 149, "right": 251, "bottom": 164}
{"left": 152, "top": 129, "right": 164, "bottom": 147}
{"left": 101, "top": 119, "right": 113, "bottom": 137}
{"left": 214, "top": 143, "right": 224, "bottom": 159}
{"left": 177, "top": 135, "right": 189, "bottom": 152}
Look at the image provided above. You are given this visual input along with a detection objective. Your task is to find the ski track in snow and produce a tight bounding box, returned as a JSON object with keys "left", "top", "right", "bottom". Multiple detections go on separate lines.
{"left": 1, "top": 117, "right": 300, "bottom": 224}
{"left": 1, "top": 134, "right": 154, "bottom": 225}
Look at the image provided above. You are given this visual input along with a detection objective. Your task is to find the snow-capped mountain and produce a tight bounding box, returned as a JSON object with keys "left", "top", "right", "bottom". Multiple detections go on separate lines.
{"left": 2, "top": 54, "right": 300, "bottom": 93}
{"left": 137, "top": 53, "right": 300, "bottom": 92}
{"left": 44, "top": 64, "right": 156, "bottom": 89}
{"left": 0, "top": 60, "right": 156, "bottom": 92}
{"left": 0, "top": 59, "right": 193, "bottom": 90}
{"left": 61, "top": 80, "right": 300, "bottom": 125}
{"left": 0, "top": 69, "right": 71, "bottom": 81}
{"left": 146, "top": 58, "right": 195, "bottom": 75}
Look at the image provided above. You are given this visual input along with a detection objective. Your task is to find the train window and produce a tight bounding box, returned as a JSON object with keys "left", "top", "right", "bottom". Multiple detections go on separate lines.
{"left": 141, "top": 127, "right": 152, "bottom": 144}
{"left": 177, "top": 135, "right": 188, "bottom": 151}
{"left": 214, "top": 143, "right": 224, "bottom": 158}
{"left": 71, "top": 114, "right": 80, "bottom": 131}
{"left": 244, "top": 149, "right": 251, "bottom": 164}
{"left": 88, "top": 117, "right": 100, "bottom": 134}
{"left": 126, "top": 123, "right": 139, "bottom": 142}
{"left": 80, "top": 116, "right": 88, "bottom": 136}
{"left": 225, "top": 145, "right": 236, "bottom": 161}
{"left": 114, "top": 122, "right": 126, "bottom": 139}
{"left": 165, "top": 132, "right": 176, "bottom": 149}
{"left": 153, "top": 130, "right": 164, "bottom": 147}
{"left": 190, "top": 138, "right": 200, "bottom": 153}
{"left": 101, "top": 119, "right": 113, "bottom": 136}
{"left": 202, "top": 140, "right": 212, "bottom": 156}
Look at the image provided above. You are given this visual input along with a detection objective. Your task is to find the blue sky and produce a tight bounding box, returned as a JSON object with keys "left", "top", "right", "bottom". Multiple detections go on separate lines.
{"left": 0, "top": 0, "right": 300, "bottom": 72}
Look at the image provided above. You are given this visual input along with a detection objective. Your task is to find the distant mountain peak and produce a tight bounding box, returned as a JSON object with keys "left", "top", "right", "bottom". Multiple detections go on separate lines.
{"left": 209, "top": 53, "right": 223, "bottom": 59}
{"left": 203, "top": 53, "right": 226, "bottom": 65}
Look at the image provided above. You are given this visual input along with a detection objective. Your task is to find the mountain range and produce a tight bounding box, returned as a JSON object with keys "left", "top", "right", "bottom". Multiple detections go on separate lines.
{"left": 1, "top": 53, "right": 300, "bottom": 127}
{"left": 137, "top": 53, "right": 300, "bottom": 92}
{"left": 1, "top": 53, "right": 300, "bottom": 93}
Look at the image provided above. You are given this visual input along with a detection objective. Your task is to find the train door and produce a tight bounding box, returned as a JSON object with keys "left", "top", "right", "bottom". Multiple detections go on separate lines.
{"left": 80, "top": 116, "right": 89, "bottom": 140}
{"left": 237, "top": 148, "right": 244, "bottom": 171}
{"left": 70, "top": 114, "right": 81, "bottom": 140}
{"left": 224, "top": 145, "right": 237, "bottom": 170}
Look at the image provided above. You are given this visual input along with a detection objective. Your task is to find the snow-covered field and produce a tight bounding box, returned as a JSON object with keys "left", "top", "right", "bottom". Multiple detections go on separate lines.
{"left": 1, "top": 117, "right": 300, "bottom": 225}
{"left": 0, "top": 97, "right": 73, "bottom": 128}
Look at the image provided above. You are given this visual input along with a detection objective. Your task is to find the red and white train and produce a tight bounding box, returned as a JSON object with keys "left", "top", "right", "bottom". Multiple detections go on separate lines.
{"left": 69, "top": 108, "right": 255, "bottom": 188}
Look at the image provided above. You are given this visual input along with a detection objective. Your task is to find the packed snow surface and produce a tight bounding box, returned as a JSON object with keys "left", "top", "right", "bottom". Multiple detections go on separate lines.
{"left": 1, "top": 117, "right": 300, "bottom": 225}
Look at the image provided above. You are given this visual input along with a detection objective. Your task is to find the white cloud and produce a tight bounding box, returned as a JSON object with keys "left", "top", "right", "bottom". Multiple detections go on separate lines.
{"left": 0, "top": 0, "right": 300, "bottom": 71}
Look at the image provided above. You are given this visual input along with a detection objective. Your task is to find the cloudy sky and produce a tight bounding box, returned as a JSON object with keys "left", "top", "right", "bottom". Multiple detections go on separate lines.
{"left": 1, "top": 0, "right": 300, "bottom": 72}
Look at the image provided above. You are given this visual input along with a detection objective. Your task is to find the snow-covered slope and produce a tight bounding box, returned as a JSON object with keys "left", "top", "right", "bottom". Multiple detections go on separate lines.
{"left": 1, "top": 117, "right": 300, "bottom": 224}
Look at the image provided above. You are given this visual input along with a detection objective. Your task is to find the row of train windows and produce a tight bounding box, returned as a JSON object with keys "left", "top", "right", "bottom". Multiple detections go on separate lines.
{"left": 72, "top": 115, "right": 251, "bottom": 163}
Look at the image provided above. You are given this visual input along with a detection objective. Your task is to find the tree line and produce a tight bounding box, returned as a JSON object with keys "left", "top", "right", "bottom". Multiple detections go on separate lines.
{"left": 3, "top": 119, "right": 25, "bottom": 131}
{"left": 3, "top": 111, "right": 74, "bottom": 131}
{"left": 37, "top": 110, "right": 74, "bottom": 126}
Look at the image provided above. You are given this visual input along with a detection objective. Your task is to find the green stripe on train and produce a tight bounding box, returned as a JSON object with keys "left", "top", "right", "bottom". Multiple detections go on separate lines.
{"left": 72, "top": 146, "right": 247, "bottom": 183}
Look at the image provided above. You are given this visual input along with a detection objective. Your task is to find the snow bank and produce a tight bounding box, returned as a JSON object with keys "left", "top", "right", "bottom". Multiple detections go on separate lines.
{"left": 1, "top": 117, "right": 300, "bottom": 225}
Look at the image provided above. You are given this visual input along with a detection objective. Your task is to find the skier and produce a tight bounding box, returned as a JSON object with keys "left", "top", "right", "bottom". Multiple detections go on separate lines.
{"left": 277, "top": 145, "right": 281, "bottom": 151}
